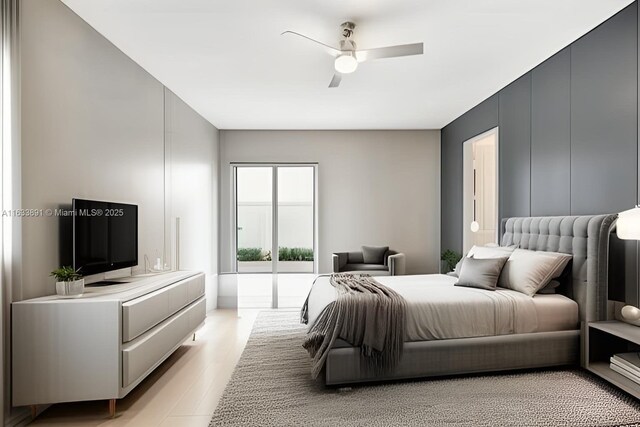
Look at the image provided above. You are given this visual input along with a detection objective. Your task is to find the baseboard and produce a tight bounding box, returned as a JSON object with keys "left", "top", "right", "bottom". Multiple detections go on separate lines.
{"left": 205, "top": 274, "right": 218, "bottom": 311}
{"left": 217, "top": 296, "right": 236, "bottom": 309}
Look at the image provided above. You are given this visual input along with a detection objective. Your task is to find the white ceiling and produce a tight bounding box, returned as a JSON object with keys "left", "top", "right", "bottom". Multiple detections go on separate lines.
{"left": 61, "top": 0, "right": 634, "bottom": 130}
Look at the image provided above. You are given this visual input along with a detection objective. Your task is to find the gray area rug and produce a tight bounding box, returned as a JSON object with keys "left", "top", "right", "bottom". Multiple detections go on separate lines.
{"left": 210, "top": 310, "right": 640, "bottom": 427}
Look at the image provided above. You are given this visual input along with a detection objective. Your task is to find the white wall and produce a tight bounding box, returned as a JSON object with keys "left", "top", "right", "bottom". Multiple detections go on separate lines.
{"left": 165, "top": 89, "right": 219, "bottom": 310}
{"left": 219, "top": 130, "right": 441, "bottom": 278}
{"left": 20, "top": 0, "right": 218, "bottom": 301}
{"left": 21, "top": 0, "right": 163, "bottom": 299}
{"left": 15, "top": 4, "right": 219, "bottom": 420}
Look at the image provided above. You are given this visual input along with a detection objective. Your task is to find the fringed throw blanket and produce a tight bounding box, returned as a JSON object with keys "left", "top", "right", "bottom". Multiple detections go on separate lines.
{"left": 301, "top": 273, "right": 406, "bottom": 379}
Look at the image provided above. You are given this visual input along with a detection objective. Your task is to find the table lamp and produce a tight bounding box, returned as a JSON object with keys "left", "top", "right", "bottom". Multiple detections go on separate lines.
{"left": 616, "top": 206, "right": 640, "bottom": 321}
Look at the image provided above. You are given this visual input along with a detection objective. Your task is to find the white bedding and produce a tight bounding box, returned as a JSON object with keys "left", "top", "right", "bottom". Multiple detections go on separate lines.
{"left": 306, "top": 274, "right": 578, "bottom": 342}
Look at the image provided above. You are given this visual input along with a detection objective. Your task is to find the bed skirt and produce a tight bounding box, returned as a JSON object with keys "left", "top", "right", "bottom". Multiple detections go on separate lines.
{"left": 325, "top": 330, "right": 580, "bottom": 385}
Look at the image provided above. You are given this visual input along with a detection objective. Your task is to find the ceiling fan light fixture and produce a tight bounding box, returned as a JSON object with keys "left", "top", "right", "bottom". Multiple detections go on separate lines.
{"left": 334, "top": 53, "right": 358, "bottom": 74}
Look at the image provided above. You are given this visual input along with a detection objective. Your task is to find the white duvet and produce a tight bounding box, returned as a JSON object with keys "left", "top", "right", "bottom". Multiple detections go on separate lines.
{"left": 306, "top": 274, "right": 546, "bottom": 342}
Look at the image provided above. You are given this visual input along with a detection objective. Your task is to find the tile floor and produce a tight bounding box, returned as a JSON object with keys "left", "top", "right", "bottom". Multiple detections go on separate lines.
{"left": 30, "top": 309, "right": 259, "bottom": 427}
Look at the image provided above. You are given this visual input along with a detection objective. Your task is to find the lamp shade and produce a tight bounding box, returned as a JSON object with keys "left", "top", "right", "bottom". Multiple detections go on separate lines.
{"left": 617, "top": 206, "right": 640, "bottom": 240}
{"left": 470, "top": 221, "right": 480, "bottom": 233}
{"left": 334, "top": 54, "right": 358, "bottom": 74}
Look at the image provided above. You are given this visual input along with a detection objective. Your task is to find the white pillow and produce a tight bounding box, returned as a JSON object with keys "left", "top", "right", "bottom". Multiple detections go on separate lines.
{"left": 452, "top": 245, "right": 516, "bottom": 277}
{"left": 468, "top": 245, "right": 516, "bottom": 259}
{"left": 498, "top": 249, "right": 572, "bottom": 296}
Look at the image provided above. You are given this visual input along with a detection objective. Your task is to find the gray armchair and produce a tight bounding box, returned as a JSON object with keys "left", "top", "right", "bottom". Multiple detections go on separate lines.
{"left": 332, "top": 246, "right": 406, "bottom": 276}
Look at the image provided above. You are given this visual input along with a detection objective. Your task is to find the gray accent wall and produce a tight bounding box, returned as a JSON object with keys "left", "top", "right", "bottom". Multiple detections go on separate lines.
{"left": 499, "top": 74, "right": 531, "bottom": 220}
{"left": 441, "top": 95, "right": 498, "bottom": 253}
{"left": 570, "top": 5, "right": 638, "bottom": 215}
{"left": 531, "top": 48, "right": 571, "bottom": 216}
{"left": 441, "top": 2, "right": 639, "bottom": 306}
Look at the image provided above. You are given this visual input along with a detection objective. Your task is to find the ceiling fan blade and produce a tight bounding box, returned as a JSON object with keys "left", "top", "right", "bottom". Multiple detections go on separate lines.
{"left": 281, "top": 31, "right": 341, "bottom": 56}
{"left": 328, "top": 73, "right": 342, "bottom": 88}
{"left": 357, "top": 42, "right": 423, "bottom": 62}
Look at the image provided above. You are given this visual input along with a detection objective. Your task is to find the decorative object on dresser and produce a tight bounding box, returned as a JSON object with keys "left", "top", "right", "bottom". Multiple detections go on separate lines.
{"left": 332, "top": 246, "right": 405, "bottom": 276}
{"left": 50, "top": 266, "right": 84, "bottom": 297}
{"left": 12, "top": 271, "right": 206, "bottom": 418}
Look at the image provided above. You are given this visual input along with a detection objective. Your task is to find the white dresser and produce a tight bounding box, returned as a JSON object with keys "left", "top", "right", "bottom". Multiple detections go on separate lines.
{"left": 12, "top": 271, "right": 206, "bottom": 415}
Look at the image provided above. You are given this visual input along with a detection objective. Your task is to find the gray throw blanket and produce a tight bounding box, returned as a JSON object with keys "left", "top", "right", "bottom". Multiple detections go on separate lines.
{"left": 301, "top": 273, "right": 406, "bottom": 379}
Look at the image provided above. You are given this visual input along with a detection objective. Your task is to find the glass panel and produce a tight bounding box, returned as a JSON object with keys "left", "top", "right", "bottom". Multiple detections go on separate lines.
{"left": 237, "top": 274, "right": 273, "bottom": 308}
{"left": 277, "top": 167, "right": 314, "bottom": 273}
{"left": 277, "top": 274, "right": 315, "bottom": 308}
{"left": 236, "top": 167, "right": 273, "bottom": 273}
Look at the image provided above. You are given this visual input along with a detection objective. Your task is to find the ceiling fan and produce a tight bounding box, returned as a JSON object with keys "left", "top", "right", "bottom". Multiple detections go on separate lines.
{"left": 282, "top": 22, "right": 423, "bottom": 88}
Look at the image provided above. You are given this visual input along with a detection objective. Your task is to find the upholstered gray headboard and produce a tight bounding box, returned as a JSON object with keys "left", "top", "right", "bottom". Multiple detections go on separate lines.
{"left": 501, "top": 215, "right": 617, "bottom": 322}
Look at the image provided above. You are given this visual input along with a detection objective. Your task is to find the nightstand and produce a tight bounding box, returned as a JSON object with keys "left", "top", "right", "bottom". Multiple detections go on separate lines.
{"left": 586, "top": 320, "right": 640, "bottom": 399}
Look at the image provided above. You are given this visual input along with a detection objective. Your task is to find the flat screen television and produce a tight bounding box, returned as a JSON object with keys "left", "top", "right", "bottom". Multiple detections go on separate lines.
{"left": 72, "top": 198, "right": 138, "bottom": 276}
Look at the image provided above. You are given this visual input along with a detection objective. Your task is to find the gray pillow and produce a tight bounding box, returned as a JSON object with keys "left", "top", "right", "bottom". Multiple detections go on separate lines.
{"left": 537, "top": 280, "right": 561, "bottom": 294}
{"left": 362, "top": 246, "right": 389, "bottom": 264}
{"left": 455, "top": 256, "right": 509, "bottom": 291}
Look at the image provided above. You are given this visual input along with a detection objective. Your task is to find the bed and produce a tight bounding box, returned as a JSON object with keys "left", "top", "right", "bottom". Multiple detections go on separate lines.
{"left": 304, "top": 214, "right": 617, "bottom": 385}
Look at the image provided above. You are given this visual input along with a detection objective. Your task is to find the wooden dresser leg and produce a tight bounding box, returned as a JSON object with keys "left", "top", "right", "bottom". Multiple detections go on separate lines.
{"left": 109, "top": 399, "right": 116, "bottom": 418}
{"left": 30, "top": 405, "right": 37, "bottom": 419}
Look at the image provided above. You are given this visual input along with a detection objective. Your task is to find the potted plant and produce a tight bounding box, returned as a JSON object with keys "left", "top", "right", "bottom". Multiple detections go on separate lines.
{"left": 50, "top": 266, "right": 84, "bottom": 297}
{"left": 440, "top": 250, "right": 462, "bottom": 274}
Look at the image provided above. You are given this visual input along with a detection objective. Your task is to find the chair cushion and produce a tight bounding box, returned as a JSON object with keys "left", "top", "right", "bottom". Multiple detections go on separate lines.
{"left": 347, "top": 252, "right": 364, "bottom": 263}
{"left": 362, "top": 246, "right": 389, "bottom": 264}
{"left": 343, "top": 263, "right": 388, "bottom": 271}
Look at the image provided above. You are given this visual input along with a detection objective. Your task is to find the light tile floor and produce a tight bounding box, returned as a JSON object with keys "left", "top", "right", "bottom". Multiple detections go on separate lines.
{"left": 30, "top": 309, "right": 259, "bottom": 427}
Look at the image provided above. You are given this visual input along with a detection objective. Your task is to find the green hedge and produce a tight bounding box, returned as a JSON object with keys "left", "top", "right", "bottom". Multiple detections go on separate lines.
{"left": 237, "top": 247, "right": 264, "bottom": 261}
{"left": 237, "top": 247, "right": 314, "bottom": 262}
{"left": 279, "top": 247, "right": 314, "bottom": 261}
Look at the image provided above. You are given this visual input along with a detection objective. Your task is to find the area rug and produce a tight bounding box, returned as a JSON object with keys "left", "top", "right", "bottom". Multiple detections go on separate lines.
{"left": 210, "top": 310, "right": 640, "bottom": 427}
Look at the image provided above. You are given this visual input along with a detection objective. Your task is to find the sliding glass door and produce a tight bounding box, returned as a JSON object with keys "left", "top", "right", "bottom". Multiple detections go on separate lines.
{"left": 234, "top": 164, "right": 317, "bottom": 308}
{"left": 277, "top": 166, "right": 315, "bottom": 273}
{"left": 236, "top": 167, "right": 273, "bottom": 273}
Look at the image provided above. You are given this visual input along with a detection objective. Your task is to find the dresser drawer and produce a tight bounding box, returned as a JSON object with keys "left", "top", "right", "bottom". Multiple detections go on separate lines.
{"left": 122, "top": 297, "right": 205, "bottom": 388}
{"left": 122, "top": 273, "right": 205, "bottom": 343}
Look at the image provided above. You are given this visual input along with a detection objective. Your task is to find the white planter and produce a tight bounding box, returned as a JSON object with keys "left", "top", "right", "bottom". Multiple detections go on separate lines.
{"left": 56, "top": 279, "right": 84, "bottom": 297}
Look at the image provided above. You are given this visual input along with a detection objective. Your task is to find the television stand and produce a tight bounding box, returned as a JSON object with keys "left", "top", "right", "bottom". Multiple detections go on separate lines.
{"left": 86, "top": 280, "right": 125, "bottom": 286}
{"left": 11, "top": 271, "right": 205, "bottom": 417}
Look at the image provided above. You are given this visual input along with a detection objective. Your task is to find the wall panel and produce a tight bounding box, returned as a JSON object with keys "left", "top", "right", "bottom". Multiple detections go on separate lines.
{"left": 570, "top": 2, "right": 637, "bottom": 215}
{"left": 440, "top": 2, "right": 639, "bottom": 306}
{"left": 531, "top": 48, "right": 571, "bottom": 216}
{"left": 499, "top": 74, "right": 531, "bottom": 219}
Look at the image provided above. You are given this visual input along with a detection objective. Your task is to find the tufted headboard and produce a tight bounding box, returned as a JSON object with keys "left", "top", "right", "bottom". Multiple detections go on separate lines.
{"left": 500, "top": 215, "right": 617, "bottom": 322}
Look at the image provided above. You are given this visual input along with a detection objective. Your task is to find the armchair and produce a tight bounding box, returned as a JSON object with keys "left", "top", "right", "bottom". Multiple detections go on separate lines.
{"left": 332, "top": 246, "right": 406, "bottom": 276}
